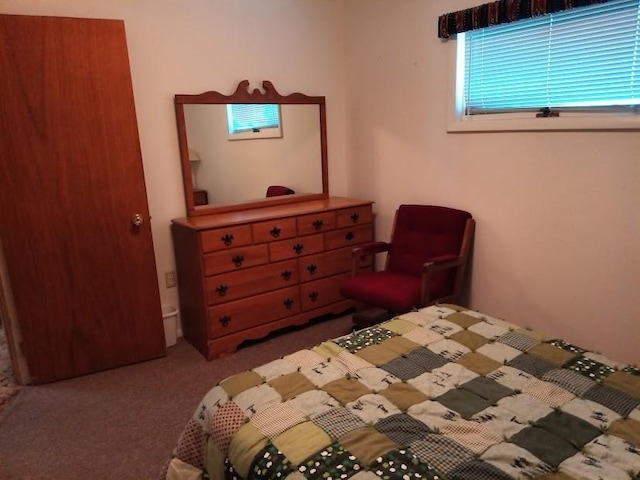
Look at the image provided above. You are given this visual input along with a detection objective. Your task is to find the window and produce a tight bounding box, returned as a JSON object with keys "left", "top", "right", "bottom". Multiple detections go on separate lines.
{"left": 450, "top": 0, "right": 640, "bottom": 131}
{"left": 226, "top": 104, "right": 282, "bottom": 140}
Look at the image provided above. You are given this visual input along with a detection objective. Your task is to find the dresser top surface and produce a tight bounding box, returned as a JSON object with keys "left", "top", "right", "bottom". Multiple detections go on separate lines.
{"left": 171, "top": 197, "right": 374, "bottom": 230}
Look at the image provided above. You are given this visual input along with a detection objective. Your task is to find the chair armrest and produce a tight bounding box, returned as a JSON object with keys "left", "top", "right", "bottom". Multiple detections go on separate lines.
{"left": 422, "top": 254, "right": 462, "bottom": 273}
{"left": 351, "top": 241, "right": 390, "bottom": 257}
{"left": 350, "top": 241, "right": 390, "bottom": 276}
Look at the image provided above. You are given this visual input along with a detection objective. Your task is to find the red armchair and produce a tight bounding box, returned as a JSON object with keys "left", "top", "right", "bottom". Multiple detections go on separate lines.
{"left": 266, "top": 185, "right": 295, "bottom": 197}
{"left": 339, "top": 205, "right": 475, "bottom": 314}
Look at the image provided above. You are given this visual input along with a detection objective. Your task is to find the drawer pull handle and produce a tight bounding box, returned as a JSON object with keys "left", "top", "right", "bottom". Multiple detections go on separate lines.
{"left": 307, "top": 264, "right": 317, "bottom": 275}
{"left": 216, "top": 284, "right": 229, "bottom": 296}
{"left": 350, "top": 213, "right": 360, "bottom": 223}
{"left": 345, "top": 231, "right": 355, "bottom": 241}
{"left": 293, "top": 243, "right": 304, "bottom": 254}
{"left": 281, "top": 270, "right": 293, "bottom": 281}
{"left": 283, "top": 298, "right": 294, "bottom": 309}
{"left": 309, "top": 291, "right": 319, "bottom": 302}
{"left": 312, "top": 219, "right": 323, "bottom": 230}
{"left": 219, "top": 315, "right": 231, "bottom": 327}
{"left": 232, "top": 255, "right": 244, "bottom": 267}
{"left": 270, "top": 227, "right": 281, "bottom": 238}
{"left": 221, "top": 234, "right": 234, "bottom": 246}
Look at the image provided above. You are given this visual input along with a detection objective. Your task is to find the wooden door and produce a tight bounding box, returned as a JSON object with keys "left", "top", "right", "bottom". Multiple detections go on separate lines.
{"left": 0, "top": 15, "right": 166, "bottom": 384}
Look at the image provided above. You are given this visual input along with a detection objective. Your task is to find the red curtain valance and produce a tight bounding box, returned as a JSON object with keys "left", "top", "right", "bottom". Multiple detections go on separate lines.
{"left": 438, "top": 0, "right": 612, "bottom": 38}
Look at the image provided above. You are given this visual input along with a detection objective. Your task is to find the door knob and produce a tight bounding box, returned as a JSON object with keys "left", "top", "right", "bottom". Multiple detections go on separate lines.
{"left": 131, "top": 213, "right": 144, "bottom": 227}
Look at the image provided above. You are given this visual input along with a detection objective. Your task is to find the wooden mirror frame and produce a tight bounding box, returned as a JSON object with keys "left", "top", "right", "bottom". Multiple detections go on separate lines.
{"left": 174, "top": 80, "right": 329, "bottom": 217}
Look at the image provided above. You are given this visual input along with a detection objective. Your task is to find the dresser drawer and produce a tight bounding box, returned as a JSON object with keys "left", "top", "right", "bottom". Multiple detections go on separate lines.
{"left": 298, "top": 247, "right": 371, "bottom": 282}
{"left": 324, "top": 224, "right": 373, "bottom": 250}
{"left": 300, "top": 273, "right": 350, "bottom": 312}
{"left": 201, "top": 225, "right": 252, "bottom": 253}
{"left": 203, "top": 244, "right": 268, "bottom": 276}
{"left": 270, "top": 233, "right": 324, "bottom": 261}
{"left": 297, "top": 211, "right": 336, "bottom": 236}
{"left": 208, "top": 286, "right": 301, "bottom": 338}
{"left": 336, "top": 205, "right": 372, "bottom": 228}
{"left": 252, "top": 217, "right": 297, "bottom": 243}
{"left": 205, "top": 259, "right": 298, "bottom": 305}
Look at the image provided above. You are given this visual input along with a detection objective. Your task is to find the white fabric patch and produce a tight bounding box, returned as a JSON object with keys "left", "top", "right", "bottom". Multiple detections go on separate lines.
{"left": 476, "top": 342, "right": 521, "bottom": 364}
{"left": 288, "top": 389, "right": 339, "bottom": 418}
{"left": 487, "top": 365, "right": 536, "bottom": 391}
{"left": 351, "top": 366, "right": 400, "bottom": 391}
{"left": 428, "top": 339, "right": 470, "bottom": 361}
{"left": 560, "top": 397, "right": 621, "bottom": 430}
{"left": 346, "top": 393, "right": 401, "bottom": 424}
{"left": 409, "top": 363, "right": 479, "bottom": 399}
{"left": 408, "top": 399, "right": 463, "bottom": 431}
{"left": 482, "top": 442, "right": 553, "bottom": 478}
{"left": 300, "top": 361, "right": 345, "bottom": 387}
{"left": 252, "top": 358, "right": 298, "bottom": 381}
{"left": 233, "top": 383, "right": 281, "bottom": 415}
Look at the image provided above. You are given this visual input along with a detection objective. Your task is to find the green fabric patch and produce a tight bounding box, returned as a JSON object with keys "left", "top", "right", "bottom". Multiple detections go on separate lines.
{"left": 221, "top": 371, "right": 264, "bottom": 398}
{"left": 378, "top": 382, "right": 429, "bottom": 411}
{"left": 272, "top": 422, "right": 332, "bottom": 466}
{"left": 460, "top": 376, "right": 514, "bottom": 404}
{"left": 528, "top": 343, "right": 579, "bottom": 368}
{"left": 449, "top": 330, "right": 489, "bottom": 351}
{"left": 269, "top": 372, "right": 316, "bottom": 400}
{"left": 249, "top": 444, "right": 293, "bottom": 480}
{"left": 445, "top": 312, "right": 482, "bottom": 329}
{"left": 435, "top": 388, "right": 493, "bottom": 419}
{"left": 334, "top": 327, "right": 396, "bottom": 353}
{"left": 323, "top": 377, "right": 372, "bottom": 404}
{"left": 456, "top": 352, "right": 502, "bottom": 376}
{"left": 340, "top": 427, "right": 398, "bottom": 466}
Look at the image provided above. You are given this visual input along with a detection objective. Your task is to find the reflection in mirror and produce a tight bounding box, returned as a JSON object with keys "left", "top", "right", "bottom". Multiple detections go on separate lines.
{"left": 174, "top": 80, "right": 329, "bottom": 217}
{"left": 183, "top": 104, "right": 323, "bottom": 206}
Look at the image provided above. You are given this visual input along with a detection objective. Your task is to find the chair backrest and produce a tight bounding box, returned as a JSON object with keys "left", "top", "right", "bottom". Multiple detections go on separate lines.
{"left": 266, "top": 185, "right": 296, "bottom": 197}
{"left": 386, "top": 205, "right": 472, "bottom": 277}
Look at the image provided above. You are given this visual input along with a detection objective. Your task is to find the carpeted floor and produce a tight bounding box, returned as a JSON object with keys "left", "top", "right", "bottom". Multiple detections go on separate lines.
{"left": 0, "top": 313, "right": 354, "bottom": 480}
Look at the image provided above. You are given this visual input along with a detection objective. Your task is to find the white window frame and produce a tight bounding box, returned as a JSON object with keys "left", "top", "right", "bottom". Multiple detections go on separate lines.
{"left": 447, "top": 17, "right": 640, "bottom": 133}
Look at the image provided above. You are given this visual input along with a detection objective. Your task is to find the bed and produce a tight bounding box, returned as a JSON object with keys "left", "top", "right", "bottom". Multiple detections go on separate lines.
{"left": 162, "top": 304, "right": 640, "bottom": 480}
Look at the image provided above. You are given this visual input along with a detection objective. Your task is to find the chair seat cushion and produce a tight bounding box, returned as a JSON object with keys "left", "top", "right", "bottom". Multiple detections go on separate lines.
{"left": 340, "top": 271, "right": 453, "bottom": 314}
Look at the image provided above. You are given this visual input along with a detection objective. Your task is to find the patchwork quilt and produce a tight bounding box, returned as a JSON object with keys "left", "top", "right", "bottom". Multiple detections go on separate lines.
{"left": 162, "top": 304, "right": 640, "bottom": 480}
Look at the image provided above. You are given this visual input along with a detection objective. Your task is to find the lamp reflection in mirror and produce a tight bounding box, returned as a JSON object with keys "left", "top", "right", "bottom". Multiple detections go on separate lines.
{"left": 188, "top": 148, "right": 202, "bottom": 189}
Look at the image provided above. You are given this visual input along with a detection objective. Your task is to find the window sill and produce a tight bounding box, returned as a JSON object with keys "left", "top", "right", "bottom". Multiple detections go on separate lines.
{"left": 447, "top": 114, "right": 640, "bottom": 133}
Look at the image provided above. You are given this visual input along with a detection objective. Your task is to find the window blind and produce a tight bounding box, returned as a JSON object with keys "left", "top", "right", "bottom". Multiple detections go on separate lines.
{"left": 227, "top": 104, "right": 280, "bottom": 134}
{"left": 463, "top": 0, "right": 640, "bottom": 114}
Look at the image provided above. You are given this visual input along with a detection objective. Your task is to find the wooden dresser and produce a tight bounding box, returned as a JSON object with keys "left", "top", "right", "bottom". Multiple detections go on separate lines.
{"left": 171, "top": 197, "right": 374, "bottom": 360}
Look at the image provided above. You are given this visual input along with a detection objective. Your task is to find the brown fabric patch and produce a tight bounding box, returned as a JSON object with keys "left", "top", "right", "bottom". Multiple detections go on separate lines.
{"left": 604, "top": 370, "right": 640, "bottom": 399}
{"left": 456, "top": 352, "right": 502, "bottom": 376}
{"left": 528, "top": 343, "right": 578, "bottom": 368}
{"left": 607, "top": 418, "right": 640, "bottom": 446}
{"left": 378, "top": 382, "right": 429, "bottom": 411}
{"left": 269, "top": 372, "right": 316, "bottom": 400}
{"left": 340, "top": 426, "right": 398, "bottom": 466}
{"left": 538, "top": 472, "right": 579, "bottom": 480}
{"left": 323, "top": 377, "right": 372, "bottom": 404}
{"left": 220, "top": 371, "right": 264, "bottom": 398}
{"left": 355, "top": 336, "right": 420, "bottom": 366}
{"left": 446, "top": 312, "right": 482, "bottom": 329}
{"left": 449, "top": 330, "right": 489, "bottom": 352}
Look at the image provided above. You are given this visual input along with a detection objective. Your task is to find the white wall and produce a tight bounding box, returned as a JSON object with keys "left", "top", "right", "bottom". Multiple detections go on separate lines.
{"left": 343, "top": 0, "right": 640, "bottom": 364}
{"left": 0, "top": 0, "right": 348, "bottom": 324}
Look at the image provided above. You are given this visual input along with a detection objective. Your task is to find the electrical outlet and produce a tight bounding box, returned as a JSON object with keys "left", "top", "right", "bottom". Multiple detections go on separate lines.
{"left": 164, "top": 271, "right": 177, "bottom": 288}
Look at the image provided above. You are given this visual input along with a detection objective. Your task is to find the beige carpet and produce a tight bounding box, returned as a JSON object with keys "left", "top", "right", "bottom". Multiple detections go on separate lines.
{"left": 0, "top": 323, "right": 21, "bottom": 415}
{"left": 0, "top": 313, "right": 353, "bottom": 479}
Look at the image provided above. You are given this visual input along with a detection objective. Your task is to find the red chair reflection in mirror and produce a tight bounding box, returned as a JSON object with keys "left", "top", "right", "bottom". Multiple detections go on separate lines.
{"left": 266, "top": 185, "right": 295, "bottom": 197}
{"left": 340, "top": 205, "right": 475, "bottom": 323}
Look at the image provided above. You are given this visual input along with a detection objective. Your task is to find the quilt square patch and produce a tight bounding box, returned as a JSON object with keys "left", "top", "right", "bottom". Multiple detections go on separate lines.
{"left": 404, "top": 347, "right": 449, "bottom": 372}
{"left": 481, "top": 442, "right": 553, "bottom": 478}
{"left": 211, "top": 402, "right": 246, "bottom": 454}
{"left": 411, "top": 433, "right": 474, "bottom": 475}
{"left": 370, "top": 448, "right": 440, "bottom": 480}
{"left": 455, "top": 352, "right": 502, "bottom": 376}
{"left": 250, "top": 444, "right": 293, "bottom": 480}
{"left": 508, "top": 353, "right": 556, "bottom": 378}
{"left": 313, "top": 407, "right": 367, "bottom": 440}
{"left": 340, "top": 426, "right": 398, "bottom": 466}
{"left": 436, "top": 388, "right": 493, "bottom": 419}
{"left": 374, "top": 413, "right": 432, "bottom": 446}
{"left": 510, "top": 426, "right": 578, "bottom": 467}
{"left": 298, "top": 442, "right": 363, "bottom": 480}
{"left": 269, "top": 372, "right": 316, "bottom": 401}
{"left": 583, "top": 383, "right": 640, "bottom": 417}
{"left": 497, "top": 331, "right": 540, "bottom": 352}
{"left": 565, "top": 356, "right": 616, "bottom": 382}
{"left": 542, "top": 368, "right": 596, "bottom": 396}
{"left": 449, "top": 330, "right": 489, "bottom": 352}
{"left": 534, "top": 411, "right": 602, "bottom": 448}
{"left": 459, "top": 376, "right": 514, "bottom": 404}
{"left": 378, "top": 382, "right": 430, "bottom": 411}
{"left": 323, "top": 377, "right": 372, "bottom": 405}
{"left": 445, "top": 312, "right": 482, "bottom": 329}
{"left": 250, "top": 403, "right": 306, "bottom": 439}
{"left": 447, "top": 459, "right": 515, "bottom": 479}
{"left": 380, "top": 355, "right": 429, "bottom": 381}
{"left": 335, "top": 327, "right": 396, "bottom": 353}
{"left": 272, "top": 422, "right": 332, "bottom": 466}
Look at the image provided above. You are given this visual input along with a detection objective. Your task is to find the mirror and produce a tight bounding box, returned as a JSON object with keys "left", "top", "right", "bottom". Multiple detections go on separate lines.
{"left": 174, "top": 80, "right": 329, "bottom": 216}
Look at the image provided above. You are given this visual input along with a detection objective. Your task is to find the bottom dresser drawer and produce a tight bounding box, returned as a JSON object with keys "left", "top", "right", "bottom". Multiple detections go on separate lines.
{"left": 300, "top": 272, "right": 351, "bottom": 312}
{"left": 208, "top": 286, "right": 300, "bottom": 338}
